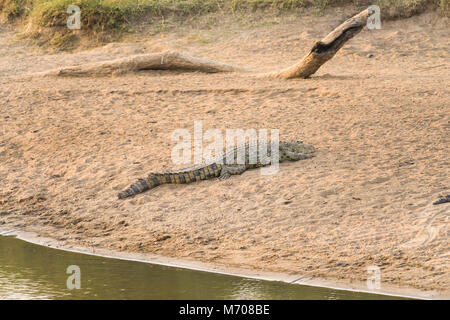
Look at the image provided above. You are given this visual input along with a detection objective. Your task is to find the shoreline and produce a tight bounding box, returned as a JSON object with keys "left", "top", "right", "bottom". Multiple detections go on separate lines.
{"left": 0, "top": 227, "right": 443, "bottom": 300}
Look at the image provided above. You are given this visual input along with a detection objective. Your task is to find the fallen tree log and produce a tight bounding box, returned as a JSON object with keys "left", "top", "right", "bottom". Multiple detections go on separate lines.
{"left": 40, "top": 9, "right": 370, "bottom": 79}
{"left": 43, "top": 50, "right": 248, "bottom": 77}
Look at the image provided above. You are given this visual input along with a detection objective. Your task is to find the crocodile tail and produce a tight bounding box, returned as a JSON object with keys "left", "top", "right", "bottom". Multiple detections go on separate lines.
{"left": 117, "top": 174, "right": 161, "bottom": 199}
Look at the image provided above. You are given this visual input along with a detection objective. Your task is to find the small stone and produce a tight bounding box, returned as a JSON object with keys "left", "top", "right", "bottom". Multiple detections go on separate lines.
{"left": 367, "top": 53, "right": 375, "bottom": 58}
{"left": 156, "top": 235, "right": 171, "bottom": 242}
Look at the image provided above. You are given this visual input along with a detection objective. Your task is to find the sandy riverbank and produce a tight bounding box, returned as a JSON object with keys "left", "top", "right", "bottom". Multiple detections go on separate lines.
{"left": 0, "top": 8, "right": 448, "bottom": 297}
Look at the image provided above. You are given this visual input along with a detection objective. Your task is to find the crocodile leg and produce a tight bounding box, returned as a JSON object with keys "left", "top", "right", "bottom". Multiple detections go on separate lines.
{"left": 285, "top": 151, "right": 316, "bottom": 161}
{"left": 219, "top": 165, "right": 247, "bottom": 180}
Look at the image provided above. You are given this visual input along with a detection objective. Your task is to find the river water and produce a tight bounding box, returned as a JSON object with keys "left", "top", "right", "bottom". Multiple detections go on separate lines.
{"left": 0, "top": 235, "right": 402, "bottom": 300}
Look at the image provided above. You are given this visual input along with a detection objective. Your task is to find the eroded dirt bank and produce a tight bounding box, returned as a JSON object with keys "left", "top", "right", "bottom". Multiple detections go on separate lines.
{"left": 0, "top": 9, "right": 449, "bottom": 297}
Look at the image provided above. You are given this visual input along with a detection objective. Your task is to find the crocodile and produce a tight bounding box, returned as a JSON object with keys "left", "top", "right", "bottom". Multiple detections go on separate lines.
{"left": 118, "top": 140, "right": 315, "bottom": 199}
{"left": 433, "top": 194, "right": 450, "bottom": 205}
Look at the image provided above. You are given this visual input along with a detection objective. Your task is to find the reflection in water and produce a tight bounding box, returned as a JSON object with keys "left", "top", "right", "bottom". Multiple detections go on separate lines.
{"left": 228, "top": 280, "right": 272, "bottom": 300}
{"left": 0, "top": 236, "right": 401, "bottom": 300}
{"left": 0, "top": 270, "right": 53, "bottom": 299}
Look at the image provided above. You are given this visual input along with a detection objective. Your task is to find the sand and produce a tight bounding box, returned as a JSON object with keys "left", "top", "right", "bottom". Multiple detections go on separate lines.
{"left": 0, "top": 8, "right": 449, "bottom": 298}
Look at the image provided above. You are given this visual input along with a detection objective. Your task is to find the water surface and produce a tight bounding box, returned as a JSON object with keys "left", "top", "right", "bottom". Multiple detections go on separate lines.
{"left": 0, "top": 235, "right": 402, "bottom": 300}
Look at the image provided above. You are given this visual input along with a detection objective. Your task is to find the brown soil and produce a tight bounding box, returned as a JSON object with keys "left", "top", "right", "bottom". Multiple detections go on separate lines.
{"left": 0, "top": 9, "right": 449, "bottom": 296}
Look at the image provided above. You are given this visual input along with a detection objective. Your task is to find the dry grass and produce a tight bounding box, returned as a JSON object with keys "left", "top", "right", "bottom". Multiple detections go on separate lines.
{"left": 0, "top": 0, "right": 448, "bottom": 50}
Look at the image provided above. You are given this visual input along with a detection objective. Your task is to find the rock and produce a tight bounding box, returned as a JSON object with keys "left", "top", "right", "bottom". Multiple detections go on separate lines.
{"left": 156, "top": 235, "right": 171, "bottom": 242}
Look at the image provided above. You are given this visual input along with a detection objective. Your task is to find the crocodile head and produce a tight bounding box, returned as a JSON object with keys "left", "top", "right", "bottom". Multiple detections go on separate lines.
{"left": 279, "top": 141, "right": 316, "bottom": 161}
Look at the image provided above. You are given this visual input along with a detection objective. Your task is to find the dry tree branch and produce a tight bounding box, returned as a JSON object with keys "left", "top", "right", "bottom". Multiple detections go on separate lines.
{"left": 42, "top": 50, "right": 248, "bottom": 77}
{"left": 39, "top": 9, "right": 370, "bottom": 79}
{"left": 265, "top": 9, "right": 370, "bottom": 79}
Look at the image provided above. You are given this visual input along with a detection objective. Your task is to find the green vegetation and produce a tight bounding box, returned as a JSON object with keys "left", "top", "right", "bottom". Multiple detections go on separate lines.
{"left": 372, "top": 0, "right": 449, "bottom": 18}
{"left": 1, "top": 0, "right": 448, "bottom": 25}
{"left": 0, "top": 0, "right": 33, "bottom": 19}
{"left": 0, "top": 0, "right": 447, "bottom": 49}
